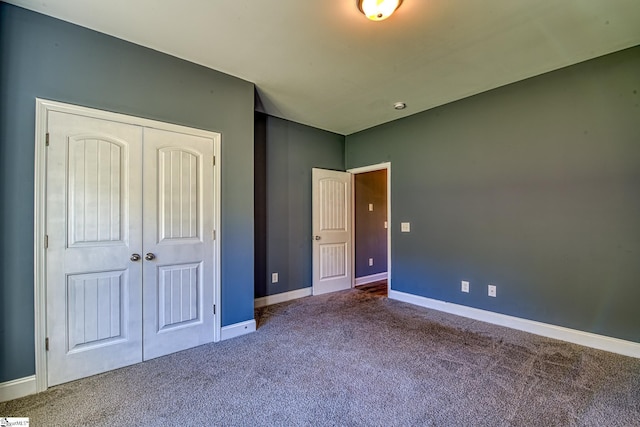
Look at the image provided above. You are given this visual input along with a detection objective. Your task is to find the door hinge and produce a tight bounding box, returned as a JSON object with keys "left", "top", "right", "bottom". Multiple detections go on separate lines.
{"left": 45, "top": 337, "right": 49, "bottom": 351}
{"left": 212, "top": 155, "right": 216, "bottom": 166}
{"left": 45, "top": 132, "right": 50, "bottom": 146}
{"left": 212, "top": 229, "right": 216, "bottom": 240}
{"left": 44, "top": 235, "right": 49, "bottom": 249}
{"left": 213, "top": 304, "right": 216, "bottom": 315}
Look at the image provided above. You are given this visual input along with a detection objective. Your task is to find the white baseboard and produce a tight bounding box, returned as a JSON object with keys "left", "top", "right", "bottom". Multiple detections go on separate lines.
{"left": 254, "top": 287, "right": 312, "bottom": 308}
{"left": 389, "top": 290, "right": 640, "bottom": 358}
{"left": 0, "top": 375, "right": 37, "bottom": 402}
{"left": 355, "top": 272, "right": 388, "bottom": 286}
{"left": 220, "top": 319, "right": 256, "bottom": 341}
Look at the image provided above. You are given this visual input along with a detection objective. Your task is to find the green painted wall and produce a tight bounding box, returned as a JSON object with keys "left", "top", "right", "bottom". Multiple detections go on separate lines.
{"left": 0, "top": 4, "right": 255, "bottom": 382}
{"left": 346, "top": 46, "right": 640, "bottom": 342}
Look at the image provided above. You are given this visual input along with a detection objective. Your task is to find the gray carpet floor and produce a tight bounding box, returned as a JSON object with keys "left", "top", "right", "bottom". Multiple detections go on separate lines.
{"left": 2, "top": 288, "right": 639, "bottom": 426}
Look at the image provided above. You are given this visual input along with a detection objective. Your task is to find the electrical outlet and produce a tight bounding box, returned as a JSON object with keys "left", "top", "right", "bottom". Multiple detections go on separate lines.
{"left": 461, "top": 281, "right": 470, "bottom": 293}
{"left": 488, "top": 284, "right": 497, "bottom": 297}
{"left": 368, "top": 258, "right": 374, "bottom": 266}
{"left": 368, "top": 203, "right": 374, "bottom": 211}
{"left": 272, "top": 273, "right": 278, "bottom": 283}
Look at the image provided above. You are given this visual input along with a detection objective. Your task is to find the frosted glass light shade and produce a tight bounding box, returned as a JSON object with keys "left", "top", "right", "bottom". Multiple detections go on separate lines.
{"left": 358, "top": 0, "right": 403, "bottom": 21}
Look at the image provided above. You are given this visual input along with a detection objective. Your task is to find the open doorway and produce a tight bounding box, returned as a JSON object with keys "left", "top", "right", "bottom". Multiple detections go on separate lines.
{"left": 348, "top": 163, "right": 391, "bottom": 297}
{"left": 311, "top": 163, "right": 391, "bottom": 298}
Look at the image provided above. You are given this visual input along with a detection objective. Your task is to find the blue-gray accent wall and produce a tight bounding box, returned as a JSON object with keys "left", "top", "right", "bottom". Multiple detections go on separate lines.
{"left": 0, "top": 4, "right": 255, "bottom": 382}
{"left": 255, "top": 114, "right": 345, "bottom": 298}
{"left": 346, "top": 46, "right": 640, "bottom": 343}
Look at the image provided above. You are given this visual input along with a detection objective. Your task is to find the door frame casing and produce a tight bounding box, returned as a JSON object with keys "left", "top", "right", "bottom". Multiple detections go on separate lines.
{"left": 34, "top": 98, "right": 222, "bottom": 392}
{"left": 347, "top": 162, "right": 391, "bottom": 294}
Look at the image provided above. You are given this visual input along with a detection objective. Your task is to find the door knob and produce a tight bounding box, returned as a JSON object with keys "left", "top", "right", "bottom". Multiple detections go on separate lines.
{"left": 130, "top": 253, "right": 141, "bottom": 261}
{"left": 314, "top": 236, "right": 321, "bottom": 240}
{"left": 145, "top": 253, "right": 156, "bottom": 261}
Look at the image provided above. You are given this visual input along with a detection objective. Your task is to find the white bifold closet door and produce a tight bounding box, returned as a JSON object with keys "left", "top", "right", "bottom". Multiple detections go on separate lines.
{"left": 46, "top": 110, "right": 215, "bottom": 386}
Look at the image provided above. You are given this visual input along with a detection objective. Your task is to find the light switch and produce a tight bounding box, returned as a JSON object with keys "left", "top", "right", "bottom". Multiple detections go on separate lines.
{"left": 461, "top": 281, "right": 470, "bottom": 293}
{"left": 368, "top": 203, "right": 374, "bottom": 211}
{"left": 401, "top": 222, "right": 411, "bottom": 232}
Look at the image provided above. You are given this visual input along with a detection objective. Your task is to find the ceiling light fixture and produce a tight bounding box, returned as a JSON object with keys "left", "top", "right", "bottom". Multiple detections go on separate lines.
{"left": 357, "top": 0, "right": 403, "bottom": 21}
{"left": 393, "top": 102, "right": 406, "bottom": 110}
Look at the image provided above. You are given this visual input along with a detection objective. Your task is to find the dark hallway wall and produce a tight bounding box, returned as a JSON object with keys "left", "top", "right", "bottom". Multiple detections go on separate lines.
{"left": 354, "top": 170, "right": 388, "bottom": 279}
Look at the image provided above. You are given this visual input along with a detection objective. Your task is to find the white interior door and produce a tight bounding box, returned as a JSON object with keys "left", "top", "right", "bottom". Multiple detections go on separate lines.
{"left": 45, "top": 105, "right": 218, "bottom": 386}
{"left": 46, "top": 111, "right": 143, "bottom": 386}
{"left": 312, "top": 168, "right": 352, "bottom": 295}
{"left": 142, "top": 128, "right": 216, "bottom": 360}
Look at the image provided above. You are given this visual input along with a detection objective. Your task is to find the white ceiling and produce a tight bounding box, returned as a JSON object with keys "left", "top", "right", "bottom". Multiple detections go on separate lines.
{"left": 6, "top": 0, "right": 640, "bottom": 135}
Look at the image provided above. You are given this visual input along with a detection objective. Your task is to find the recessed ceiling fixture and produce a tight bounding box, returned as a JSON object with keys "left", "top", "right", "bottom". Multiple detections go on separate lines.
{"left": 393, "top": 102, "right": 406, "bottom": 110}
{"left": 357, "top": 0, "right": 403, "bottom": 21}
